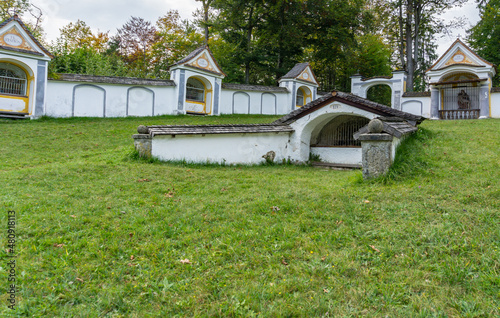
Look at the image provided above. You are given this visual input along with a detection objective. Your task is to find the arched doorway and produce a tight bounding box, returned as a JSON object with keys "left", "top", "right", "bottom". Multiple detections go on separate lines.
{"left": 438, "top": 72, "right": 480, "bottom": 119}
{"left": 367, "top": 84, "right": 392, "bottom": 107}
{"left": 309, "top": 115, "right": 370, "bottom": 164}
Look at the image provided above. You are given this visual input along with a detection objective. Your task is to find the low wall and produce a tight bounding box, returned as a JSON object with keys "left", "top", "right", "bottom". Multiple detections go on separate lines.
{"left": 45, "top": 76, "right": 176, "bottom": 118}
{"left": 220, "top": 85, "right": 290, "bottom": 115}
{"left": 310, "top": 147, "right": 362, "bottom": 165}
{"left": 152, "top": 133, "right": 291, "bottom": 165}
{"left": 401, "top": 92, "right": 431, "bottom": 118}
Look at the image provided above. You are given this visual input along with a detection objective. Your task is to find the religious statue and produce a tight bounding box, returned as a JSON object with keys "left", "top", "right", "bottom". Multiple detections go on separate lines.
{"left": 457, "top": 89, "right": 471, "bottom": 110}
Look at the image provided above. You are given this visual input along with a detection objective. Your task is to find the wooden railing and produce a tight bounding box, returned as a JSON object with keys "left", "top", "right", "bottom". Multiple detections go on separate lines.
{"left": 439, "top": 109, "right": 480, "bottom": 120}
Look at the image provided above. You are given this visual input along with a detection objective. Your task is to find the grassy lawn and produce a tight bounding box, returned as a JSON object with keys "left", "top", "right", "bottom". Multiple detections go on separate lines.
{"left": 0, "top": 115, "right": 499, "bottom": 317}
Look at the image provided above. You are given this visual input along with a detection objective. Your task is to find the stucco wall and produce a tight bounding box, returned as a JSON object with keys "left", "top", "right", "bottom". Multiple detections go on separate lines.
{"left": 45, "top": 81, "right": 176, "bottom": 117}
{"left": 219, "top": 89, "right": 290, "bottom": 115}
{"left": 491, "top": 91, "right": 500, "bottom": 118}
{"left": 400, "top": 96, "right": 431, "bottom": 118}
{"left": 310, "top": 147, "right": 362, "bottom": 165}
{"left": 152, "top": 133, "right": 291, "bottom": 165}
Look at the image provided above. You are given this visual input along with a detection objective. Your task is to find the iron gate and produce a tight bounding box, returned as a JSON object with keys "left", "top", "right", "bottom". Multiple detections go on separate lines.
{"left": 439, "top": 83, "right": 480, "bottom": 120}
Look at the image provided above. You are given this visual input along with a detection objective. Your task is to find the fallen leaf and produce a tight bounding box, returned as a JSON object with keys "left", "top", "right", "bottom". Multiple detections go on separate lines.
{"left": 370, "top": 245, "right": 380, "bottom": 253}
{"left": 137, "top": 179, "right": 151, "bottom": 182}
{"left": 76, "top": 277, "right": 84, "bottom": 283}
{"left": 70, "top": 215, "right": 77, "bottom": 218}
{"left": 281, "top": 259, "right": 289, "bottom": 266}
{"left": 321, "top": 256, "right": 326, "bottom": 261}
{"left": 54, "top": 244, "right": 65, "bottom": 248}
{"left": 180, "top": 259, "right": 192, "bottom": 264}
{"left": 323, "top": 289, "right": 330, "bottom": 293}
{"left": 221, "top": 188, "right": 227, "bottom": 192}
{"left": 127, "top": 263, "right": 137, "bottom": 267}
{"left": 165, "top": 189, "right": 175, "bottom": 198}
{"left": 130, "top": 255, "right": 135, "bottom": 260}
{"left": 364, "top": 200, "right": 370, "bottom": 204}
{"left": 129, "top": 233, "right": 134, "bottom": 238}
{"left": 271, "top": 206, "right": 280, "bottom": 212}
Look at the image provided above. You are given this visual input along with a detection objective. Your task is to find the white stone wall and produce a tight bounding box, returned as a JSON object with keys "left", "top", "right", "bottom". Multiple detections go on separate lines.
{"left": 152, "top": 133, "right": 291, "bottom": 165}
{"left": 45, "top": 81, "right": 176, "bottom": 118}
{"left": 219, "top": 89, "right": 290, "bottom": 115}
{"left": 310, "top": 147, "right": 362, "bottom": 165}
{"left": 400, "top": 96, "right": 431, "bottom": 118}
{"left": 490, "top": 92, "right": 500, "bottom": 118}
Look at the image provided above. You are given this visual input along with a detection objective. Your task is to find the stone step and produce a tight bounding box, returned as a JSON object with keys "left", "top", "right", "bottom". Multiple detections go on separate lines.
{"left": 0, "top": 111, "right": 29, "bottom": 119}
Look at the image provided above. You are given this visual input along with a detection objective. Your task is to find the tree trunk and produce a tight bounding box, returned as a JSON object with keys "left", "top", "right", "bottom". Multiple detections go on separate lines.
{"left": 398, "top": 0, "right": 405, "bottom": 69}
{"left": 405, "top": 0, "right": 414, "bottom": 92}
{"left": 245, "top": 6, "right": 254, "bottom": 84}
{"left": 412, "top": 1, "right": 422, "bottom": 90}
{"left": 204, "top": 1, "right": 209, "bottom": 44}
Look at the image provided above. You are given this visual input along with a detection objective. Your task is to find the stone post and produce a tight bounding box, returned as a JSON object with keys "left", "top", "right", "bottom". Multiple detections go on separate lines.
{"left": 358, "top": 119, "right": 394, "bottom": 180}
{"left": 132, "top": 125, "right": 152, "bottom": 158}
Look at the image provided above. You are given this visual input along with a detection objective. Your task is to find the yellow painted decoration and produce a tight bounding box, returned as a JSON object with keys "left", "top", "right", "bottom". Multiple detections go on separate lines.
{"left": 0, "top": 61, "right": 32, "bottom": 114}
{"left": 298, "top": 67, "right": 316, "bottom": 84}
{"left": 0, "top": 27, "right": 36, "bottom": 52}
{"left": 187, "top": 52, "right": 218, "bottom": 73}
{"left": 444, "top": 50, "right": 478, "bottom": 67}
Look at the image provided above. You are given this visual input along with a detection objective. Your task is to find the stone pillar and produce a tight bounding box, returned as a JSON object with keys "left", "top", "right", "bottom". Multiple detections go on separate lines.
{"left": 358, "top": 119, "right": 394, "bottom": 180}
{"left": 132, "top": 125, "right": 152, "bottom": 158}
{"left": 430, "top": 86, "right": 440, "bottom": 119}
{"left": 479, "top": 83, "right": 490, "bottom": 119}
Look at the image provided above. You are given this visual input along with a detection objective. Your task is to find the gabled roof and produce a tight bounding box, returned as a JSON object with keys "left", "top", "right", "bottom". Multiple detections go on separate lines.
{"left": 427, "top": 38, "right": 494, "bottom": 73}
{"left": 50, "top": 73, "right": 176, "bottom": 86}
{"left": 0, "top": 15, "right": 53, "bottom": 58}
{"left": 281, "top": 63, "right": 319, "bottom": 85}
{"left": 169, "top": 45, "right": 226, "bottom": 77}
{"left": 274, "top": 91, "right": 425, "bottom": 125}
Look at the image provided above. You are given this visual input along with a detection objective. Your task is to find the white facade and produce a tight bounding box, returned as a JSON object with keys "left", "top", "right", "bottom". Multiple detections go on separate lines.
{"left": 0, "top": 17, "right": 51, "bottom": 118}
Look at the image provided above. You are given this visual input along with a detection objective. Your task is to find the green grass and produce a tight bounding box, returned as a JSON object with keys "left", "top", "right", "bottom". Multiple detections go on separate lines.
{"left": 0, "top": 115, "right": 499, "bottom": 317}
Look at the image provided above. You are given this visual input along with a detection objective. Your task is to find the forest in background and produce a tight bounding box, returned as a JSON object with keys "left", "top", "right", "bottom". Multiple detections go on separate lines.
{"left": 2, "top": 0, "right": 499, "bottom": 93}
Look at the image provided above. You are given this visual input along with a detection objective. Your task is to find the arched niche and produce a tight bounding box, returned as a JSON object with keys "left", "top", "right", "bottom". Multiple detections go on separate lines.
{"left": 296, "top": 86, "right": 312, "bottom": 107}
{"left": 127, "top": 87, "right": 155, "bottom": 116}
{"left": 72, "top": 84, "right": 106, "bottom": 117}
{"left": 185, "top": 76, "right": 212, "bottom": 114}
{"left": 261, "top": 93, "right": 277, "bottom": 115}
{"left": 232, "top": 91, "right": 250, "bottom": 114}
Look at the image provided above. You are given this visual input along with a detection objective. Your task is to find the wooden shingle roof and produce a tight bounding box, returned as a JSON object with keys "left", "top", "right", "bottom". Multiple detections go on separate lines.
{"left": 274, "top": 91, "right": 425, "bottom": 125}
{"left": 147, "top": 124, "right": 294, "bottom": 137}
{"left": 49, "top": 73, "right": 176, "bottom": 86}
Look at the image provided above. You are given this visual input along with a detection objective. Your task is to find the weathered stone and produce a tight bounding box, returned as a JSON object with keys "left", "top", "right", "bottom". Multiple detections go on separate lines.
{"left": 359, "top": 133, "right": 393, "bottom": 179}
{"left": 132, "top": 134, "right": 152, "bottom": 158}
{"left": 262, "top": 151, "right": 276, "bottom": 163}
{"left": 137, "top": 125, "right": 149, "bottom": 134}
{"left": 367, "top": 119, "right": 384, "bottom": 133}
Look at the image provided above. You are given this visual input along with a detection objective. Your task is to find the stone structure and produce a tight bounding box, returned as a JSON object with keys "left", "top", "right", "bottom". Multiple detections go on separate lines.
{"left": 134, "top": 91, "right": 424, "bottom": 166}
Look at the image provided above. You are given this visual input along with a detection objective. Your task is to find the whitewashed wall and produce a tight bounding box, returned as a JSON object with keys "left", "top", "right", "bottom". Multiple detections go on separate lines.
{"left": 310, "top": 147, "right": 362, "bottom": 165}
{"left": 219, "top": 89, "right": 290, "bottom": 115}
{"left": 152, "top": 133, "right": 291, "bottom": 164}
{"left": 45, "top": 81, "right": 176, "bottom": 118}
{"left": 400, "top": 95, "right": 431, "bottom": 118}
{"left": 491, "top": 91, "right": 500, "bottom": 118}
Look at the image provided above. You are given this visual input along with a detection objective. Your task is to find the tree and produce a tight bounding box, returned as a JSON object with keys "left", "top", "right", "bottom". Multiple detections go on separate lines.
{"left": 1, "top": 0, "right": 44, "bottom": 38}
{"left": 468, "top": 0, "right": 500, "bottom": 85}
{"left": 195, "top": 0, "right": 214, "bottom": 44}
{"left": 388, "top": 0, "right": 466, "bottom": 91}
{"left": 114, "top": 17, "right": 158, "bottom": 77}
{"left": 153, "top": 10, "right": 204, "bottom": 78}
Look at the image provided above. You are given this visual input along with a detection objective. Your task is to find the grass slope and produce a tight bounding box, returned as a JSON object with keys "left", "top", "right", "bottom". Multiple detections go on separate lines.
{"left": 0, "top": 115, "right": 499, "bottom": 317}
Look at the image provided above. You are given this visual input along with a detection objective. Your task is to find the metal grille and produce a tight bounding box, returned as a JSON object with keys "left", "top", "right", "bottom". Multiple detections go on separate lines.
{"left": 440, "top": 83, "right": 480, "bottom": 120}
{"left": 313, "top": 115, "right": 369, "bottom": 147}
{"left": 0, "top": 75, "right": 27, "bottom": 96}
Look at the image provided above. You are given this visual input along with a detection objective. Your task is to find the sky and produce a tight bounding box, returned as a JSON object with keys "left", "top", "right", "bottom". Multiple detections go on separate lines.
{"left": 30, "top": 0, "right": 480, "bottom": 56}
